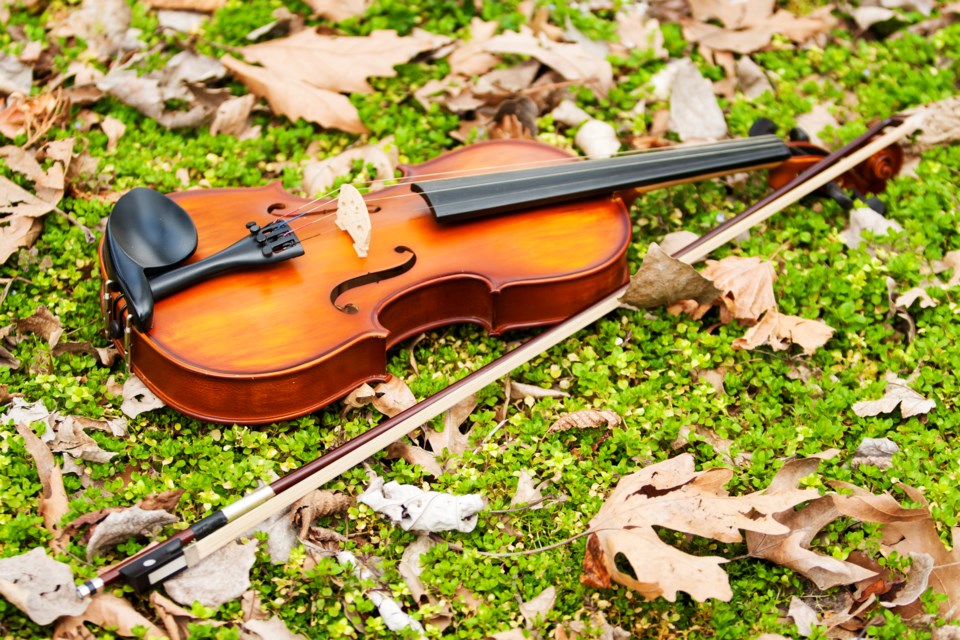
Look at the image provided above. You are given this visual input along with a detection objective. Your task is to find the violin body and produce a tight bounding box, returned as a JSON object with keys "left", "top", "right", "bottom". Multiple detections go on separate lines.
{"left": 101, "top": 140, "right": 632, "bottom": 424}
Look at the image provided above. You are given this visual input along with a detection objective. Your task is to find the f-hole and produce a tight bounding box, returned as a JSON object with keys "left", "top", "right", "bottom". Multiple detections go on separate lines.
{"left": 330, "top": 246, "right": 417, "bottom": 314}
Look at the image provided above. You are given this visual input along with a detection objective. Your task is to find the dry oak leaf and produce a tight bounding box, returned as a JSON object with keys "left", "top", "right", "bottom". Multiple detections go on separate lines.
{"left": 879, "top": 484, "right": 960, "bottom": 618}
{"left": 852, "top": 374, "right": 935, "bottom": 418}
{"left": 0, "top": 548, "right": 87, "bottom": 625}
{"left": 620, "top": 242, "right": 721, "bottom": 309}
{"left": 385, "top": 441, "right": 444, "bottom": 477}
{"left": 746, "top": 496, "right": 881, "bottom": 590}
{"left": 583, "top": 454, "right": 821, "bottom": 601}
{"left": 484, "top": 27, "right": 614, "bottom": 96}
{"left": 732, "top": 307, "right": 835, "bottom": 356}
{"left": 399, "top": 534, "right": 436, "bottom": 605}
{"left": 425, "top": 392, "right": 476, "bottom": 456}
{"left": 748, "top": 485, "right": 929, "bottom": 591}
{"left": 54, "top": 593, "right": 166, "bottom": 640}
{"left": 908, "top": 96, "right": 960, "bottom": 153}
{"left": 50, "top": 0, "right": 141, "bottom": 62}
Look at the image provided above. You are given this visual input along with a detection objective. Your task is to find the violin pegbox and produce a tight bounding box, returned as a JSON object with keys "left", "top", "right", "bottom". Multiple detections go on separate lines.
{"left": 335, "top": 184, "right": 372, "bottom": 258}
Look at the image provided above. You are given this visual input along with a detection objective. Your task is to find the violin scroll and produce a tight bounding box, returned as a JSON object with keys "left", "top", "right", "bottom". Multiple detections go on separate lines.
{"left": 755, "top": 117, "right": 905, "bottom": 210}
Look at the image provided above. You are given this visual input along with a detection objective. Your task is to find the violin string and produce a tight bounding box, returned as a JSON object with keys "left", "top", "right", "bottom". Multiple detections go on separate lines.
{"left": 279, "top": 137, "right": 784, "bottom": 238}
{"left": 272, "top": 137, "right": 781, "bottom": 226}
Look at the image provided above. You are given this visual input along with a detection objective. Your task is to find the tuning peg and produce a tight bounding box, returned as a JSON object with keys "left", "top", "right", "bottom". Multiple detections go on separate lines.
{"left": 788, "top": 127, "right": 811, "bottom": 142}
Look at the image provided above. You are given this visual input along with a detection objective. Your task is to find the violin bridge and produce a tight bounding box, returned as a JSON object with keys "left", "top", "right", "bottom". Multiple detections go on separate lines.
{"left": 335, "top": 184, "right": 371, "bottom": 258}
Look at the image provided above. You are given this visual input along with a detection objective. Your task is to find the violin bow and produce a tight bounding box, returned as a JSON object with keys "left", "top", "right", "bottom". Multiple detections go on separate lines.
{"left": 78, "top": 113, "right": 922, "bottom": 598}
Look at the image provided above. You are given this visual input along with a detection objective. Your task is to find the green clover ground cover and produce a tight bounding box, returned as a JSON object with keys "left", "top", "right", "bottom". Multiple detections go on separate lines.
{"left": 2, "top": 1, "right": 960, "bottom": 638}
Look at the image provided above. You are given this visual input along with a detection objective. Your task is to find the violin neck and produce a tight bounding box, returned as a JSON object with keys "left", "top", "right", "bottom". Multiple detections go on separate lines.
{"left": 412, "top": 135, "right": 792, "bottom": 222}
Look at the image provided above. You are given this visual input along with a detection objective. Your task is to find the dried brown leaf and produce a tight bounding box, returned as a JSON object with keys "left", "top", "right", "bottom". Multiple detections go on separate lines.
{"left": 448, "top": 18, "right": 500, "bottom": 76}
{"left": 231, "top": 28, "right": 448, "bottom": 95}
{"left": 908, "top": 96, "right": 960, "bottom": 153}
{"left": 509, "top": 469, "right": 550, "bottom": 510}
{"left": 385, "top": 441, "right": 444, "bottom": 477}
{"left": 242, "top": 617, "right": 308, "bottom": 640}
{"left": 150, "top": 591, "right": 209, "bottom": 640}
{"left": 424, "top": 393, "right": 476, "bottom": 456}
{"left": 510, "top": 381, "right": 569, "bottom": 400}
{"left": 291, "top": 490, "right": 351, "bottom": 538}
{"left": 372, "top": 375, "right": 417, "bottom": 417}
{"left": 682, "top": 7, "right": 835, "bottom": 54}
{"left": 852, "top": 374, "right": 935, "bottom": 418}
{"left": 51, "top": 341, "right": 120, "bottom": 367}
{"left": 50, "top": 0, "right": 138, "bottom": 61}
{"left": 139, "top": 489, "right": 186, "bottom": 513}
{"left": 701, "top": 256, "right": 777, "bottom": 324}
{"left": 303, "top": 0, "right": 369, "bottom": 22}
{"left": 547, "top": 409, "right": 621, "bottom": 434}
{"left": 519, "top": 586, "right": 556, "bottom": 628}
{"left": 840, "top": 206, "right": 904, "bottom": 250}
{"left": 484, "top": 27, "right": 613, "bottom": 95}
{"left": 795, "top": 103, "right": 840, "bottom": 147}
{"left": 120, "top": 374, "right": 166, "bottom": 418}
{"left": 879, "top": 485, "right": 960, "bottom": 617}
{"left": 0, "top": 548, "right": 87, "bottom": 625}
{"left": 15, "top": 305, "right": 63, "bottom": 347}
{"left": 669, "top": 60, "right": 728, "bottom": 141}
{"left": 165, "top": 540, "right": 258, "bottom": 608}
{"left": 398, "top": 534, "right": 436, "bottom": 604}
{"left": 621, "top": 242, "right": 721, "bottom": 309}
{"left": 851, "top": 437, "right": 899, "bottom": 469}
{"left": 55, "top": 593, "right": 165, "bottom": 640}
{"left": 732, "top": 308, "right": 835, "bottom": 356}
{"left": 15, "top": 422, "right": 69, "bottom": 550}
{"left": 86, "top": 507, "right": 178, "bottom": 560}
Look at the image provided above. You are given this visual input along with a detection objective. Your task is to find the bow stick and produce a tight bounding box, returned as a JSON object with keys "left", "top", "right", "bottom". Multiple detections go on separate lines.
{"left": 78, "top": 113, "right": 922, "bottom": 598}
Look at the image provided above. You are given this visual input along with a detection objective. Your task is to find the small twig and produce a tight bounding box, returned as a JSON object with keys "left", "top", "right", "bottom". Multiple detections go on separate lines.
{"left": 53, "top": 206, "right": 95, "bottom": 243}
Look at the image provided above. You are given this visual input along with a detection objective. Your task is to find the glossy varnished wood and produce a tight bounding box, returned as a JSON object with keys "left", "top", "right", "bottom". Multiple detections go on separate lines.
{"left": 103, "top": 140, "right": 632, "bottom": 424}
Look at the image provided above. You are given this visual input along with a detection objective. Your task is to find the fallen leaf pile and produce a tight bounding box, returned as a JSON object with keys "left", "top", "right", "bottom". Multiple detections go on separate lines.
{"left": 624, "top": 247, "right": 836, "bottom": 356}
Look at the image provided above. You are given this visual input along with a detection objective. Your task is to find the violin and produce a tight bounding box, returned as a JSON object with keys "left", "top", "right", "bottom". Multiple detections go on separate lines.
{"left": 99, "top": 128, "right": 902, "bottom": 425}
{"left": 82, "top": 116, "right": 917, "bottom": 598}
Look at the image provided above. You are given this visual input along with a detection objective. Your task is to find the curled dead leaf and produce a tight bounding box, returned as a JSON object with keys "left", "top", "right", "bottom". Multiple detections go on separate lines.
{"left": 15, "top": 422, "right": 69, "bottom": 550}
{"left": 291, "top": 490, "right": 351, "bottom": 538}
{"left": 86, "top": 506, "right": 178, "bottom": 560}
{"left": 620, "top": 243, "right": 721, "bottom": 309}
{"left": 547, "top": 409, "right": 621, "bottom": 434}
